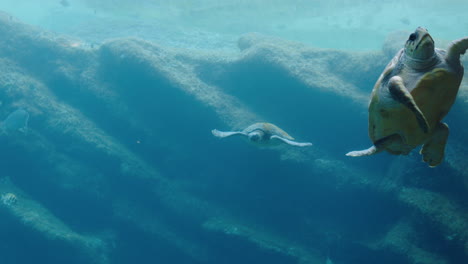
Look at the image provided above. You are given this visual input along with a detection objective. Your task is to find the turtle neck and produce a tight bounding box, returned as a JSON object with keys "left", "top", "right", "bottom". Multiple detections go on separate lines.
{"left": 403, "top": 51, "right": 439, "bottom": 71}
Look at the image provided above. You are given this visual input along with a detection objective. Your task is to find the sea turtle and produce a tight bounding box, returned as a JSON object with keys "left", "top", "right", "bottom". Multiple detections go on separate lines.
{"left": 212, "top": 122, "right": 312, "bottom": 147}
{"left": 346, "top": 27, "right": 468, "bottom": 167}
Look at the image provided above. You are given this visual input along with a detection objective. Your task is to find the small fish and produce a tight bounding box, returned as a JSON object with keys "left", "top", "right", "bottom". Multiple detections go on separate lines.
{"left": 400, "top": 17, "right": 410, "bottom": 25}
{"left": 60, "top": 0, "right": 70, "bottom": 7}
{"left": 1, "top": 108, "right": 30, "bottom": 134}
{"left": 1, "top": 193, "right": 17, "bottom": 206}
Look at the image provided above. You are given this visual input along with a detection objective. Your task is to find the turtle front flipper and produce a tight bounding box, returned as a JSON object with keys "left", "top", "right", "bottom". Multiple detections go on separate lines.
{"left": 388, "top": 76, "right": 429, "bottom": 133}
{"left": 211, "top": 129, "right": 246, "bottom": 138}
{"left": 420, "top": 122, "right": 449, "bottom": 167}
{"left": 270, "top": 135, "right": 312, "bottom": 147}
{"left": 446, "top": 37, "right": 468, "bottom": 64}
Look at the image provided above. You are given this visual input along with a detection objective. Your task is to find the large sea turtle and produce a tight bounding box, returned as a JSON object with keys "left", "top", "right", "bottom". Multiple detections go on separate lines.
{"left": 212, "top": 122, "right": 312, "bottom": 147}
{"left": 347, "top": 27, "right": 468, "bottom": 167}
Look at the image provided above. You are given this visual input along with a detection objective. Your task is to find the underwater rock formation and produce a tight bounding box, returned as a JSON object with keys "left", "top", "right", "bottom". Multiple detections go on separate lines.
{"left": 0, "top": 177, "right": 108, "bottom": 264}
{"left": 376, "top": 219, "right": 449, "bottom": 264}
{"left": 0, "top": 11, "right": 466, "bottom": 264}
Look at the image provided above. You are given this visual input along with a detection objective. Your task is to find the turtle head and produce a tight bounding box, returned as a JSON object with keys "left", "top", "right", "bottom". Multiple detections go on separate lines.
{"left": 404, "top": 27, "right": 435, "bottom": 60}
{"left": 248, "top": 131, "right": 264, "bottom": 142}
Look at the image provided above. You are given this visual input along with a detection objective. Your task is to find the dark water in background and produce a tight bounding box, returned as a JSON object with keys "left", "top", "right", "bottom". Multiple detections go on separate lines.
{"left": 0, "top": 1, "right": 467, "bottom": 264}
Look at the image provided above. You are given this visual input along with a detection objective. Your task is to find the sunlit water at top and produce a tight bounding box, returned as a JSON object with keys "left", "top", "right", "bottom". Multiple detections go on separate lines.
{"left": 1, "top": 0, "right": 467, "bottom": 51}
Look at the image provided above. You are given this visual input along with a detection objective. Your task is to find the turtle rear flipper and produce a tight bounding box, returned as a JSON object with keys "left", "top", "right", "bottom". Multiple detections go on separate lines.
{"left": 420, "top": 122, "right": 449, "bottom": 167}
{"left": 211, "top": 129, "right": 246, "bottom": 138}
{"left": 270, "top": 135, "right": 312, "bottom": 147}
{"left": 346, "top": 134, "right": 401, "bottom": 157}
{"left": 346, "top": 146, "right": 378, "bottom": 157}
{"left": 388, "top": 76, "right": 429, "bottom": 133}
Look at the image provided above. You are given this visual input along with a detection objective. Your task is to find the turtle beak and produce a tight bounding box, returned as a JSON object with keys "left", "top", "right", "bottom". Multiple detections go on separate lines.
{"left": 415, "top": 33, "right": 433, "bottom": 51}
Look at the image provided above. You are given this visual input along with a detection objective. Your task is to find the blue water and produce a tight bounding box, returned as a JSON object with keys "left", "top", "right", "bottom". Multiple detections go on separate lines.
{"left": 0, "top": 1, "right": 467, "bottom": 264}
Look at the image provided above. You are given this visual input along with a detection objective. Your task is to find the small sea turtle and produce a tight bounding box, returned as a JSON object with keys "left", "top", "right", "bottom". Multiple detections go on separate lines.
{"left": 212, "top": 122, "right": 312, "bottom": 147}
{"left": 347, "top": 27, "right": 468, "bottom": 167}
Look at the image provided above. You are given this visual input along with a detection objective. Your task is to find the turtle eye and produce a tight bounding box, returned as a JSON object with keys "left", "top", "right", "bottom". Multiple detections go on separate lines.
{"left": 409, "top": 33, "right": 417, "bottom": 41}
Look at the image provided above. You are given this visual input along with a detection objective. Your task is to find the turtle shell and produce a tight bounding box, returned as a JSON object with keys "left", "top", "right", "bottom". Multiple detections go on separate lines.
{"left": 243, "top": 122, "right": 294, "bottom": 140}
{"left": 368, "top": 50, "right": 463, "bottom": 154}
